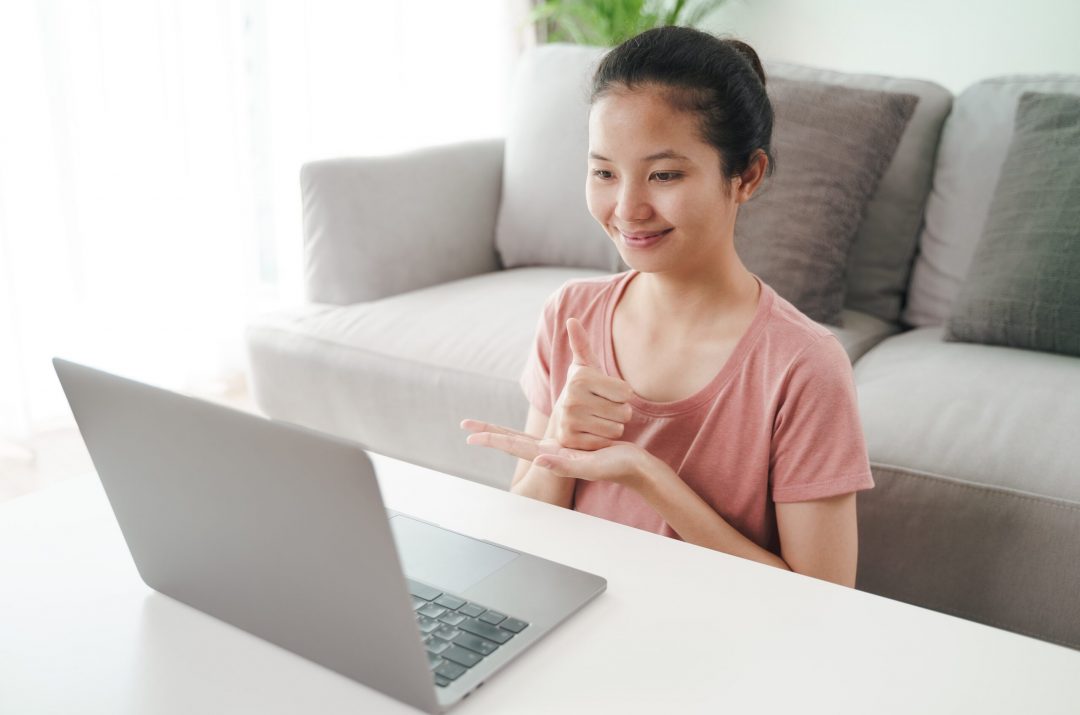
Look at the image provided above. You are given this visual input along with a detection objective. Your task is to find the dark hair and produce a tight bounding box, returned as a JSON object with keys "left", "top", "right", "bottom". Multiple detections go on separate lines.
{"left": 591, "top": 26, "right": 774, "bottom": 183}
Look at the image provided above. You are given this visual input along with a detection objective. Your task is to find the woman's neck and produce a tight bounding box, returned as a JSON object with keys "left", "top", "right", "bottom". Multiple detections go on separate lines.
{"left": 627, "top": 251, "right": 760, "bottom": 338}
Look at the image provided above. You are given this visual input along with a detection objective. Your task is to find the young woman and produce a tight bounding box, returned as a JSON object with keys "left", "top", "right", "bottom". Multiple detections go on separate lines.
{"left": 462, "top": 26, "right": 874, "bottom": 587}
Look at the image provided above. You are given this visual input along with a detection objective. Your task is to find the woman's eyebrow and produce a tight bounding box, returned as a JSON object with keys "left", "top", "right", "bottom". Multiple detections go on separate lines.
{"left": 588, "top": 150, "right": 690, "bottom": 162}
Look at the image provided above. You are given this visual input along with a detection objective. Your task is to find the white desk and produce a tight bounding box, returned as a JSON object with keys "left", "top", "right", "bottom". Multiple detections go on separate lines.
{"left": 2, "top": 454, "right": 1079, "bottom": 714}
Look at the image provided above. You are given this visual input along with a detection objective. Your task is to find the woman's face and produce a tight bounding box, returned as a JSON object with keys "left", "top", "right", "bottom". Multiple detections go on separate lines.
{"left": 586, "top": 85, "right": 743, "bottom": 274}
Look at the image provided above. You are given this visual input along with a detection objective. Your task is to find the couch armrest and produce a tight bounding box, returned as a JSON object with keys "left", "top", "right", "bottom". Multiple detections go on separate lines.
{"left": 301, "top": 138, "right": 504, "bottom": 305}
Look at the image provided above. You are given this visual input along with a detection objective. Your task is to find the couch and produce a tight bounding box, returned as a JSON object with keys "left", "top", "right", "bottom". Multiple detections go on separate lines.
{"left": 244, "top": 45, "right": 1080, "bottom": 650}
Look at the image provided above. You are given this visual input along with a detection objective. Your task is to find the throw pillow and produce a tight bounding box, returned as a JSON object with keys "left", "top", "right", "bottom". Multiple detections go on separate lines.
{"left": 734, "top": 78, "right": 918, "bottom": 325}
{"left": 944, "top": 92, "right": 1080, "bottom": 357}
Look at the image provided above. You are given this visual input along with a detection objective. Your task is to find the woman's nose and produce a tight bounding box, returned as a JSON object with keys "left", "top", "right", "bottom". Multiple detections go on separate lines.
{"left": 615, "top": 183, "right": 653, "bottom": 222}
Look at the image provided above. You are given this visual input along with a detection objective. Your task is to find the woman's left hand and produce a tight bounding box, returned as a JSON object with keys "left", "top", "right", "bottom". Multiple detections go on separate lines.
{"left": 460, "top": 419, "right": 654, "bottom": 489}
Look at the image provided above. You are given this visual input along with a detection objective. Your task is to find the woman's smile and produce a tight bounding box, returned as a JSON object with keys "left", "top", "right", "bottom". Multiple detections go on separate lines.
{"left": 618, "top": 227, "right": 673, "bottom": 248}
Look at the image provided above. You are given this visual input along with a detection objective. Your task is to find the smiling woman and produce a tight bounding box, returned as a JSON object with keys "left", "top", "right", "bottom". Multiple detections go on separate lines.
{"left": 463, "top": 26, "right": 873, "bottom": 588}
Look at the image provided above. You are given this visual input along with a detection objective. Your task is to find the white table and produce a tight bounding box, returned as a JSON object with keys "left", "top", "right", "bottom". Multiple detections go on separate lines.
{"left": 3, "top": 454, "right": 1079, "bottom": 714}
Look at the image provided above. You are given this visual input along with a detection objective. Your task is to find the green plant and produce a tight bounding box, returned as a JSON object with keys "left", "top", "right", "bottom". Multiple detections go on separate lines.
{"left": 530, "top": 0, "right": 731, "bottom": 46}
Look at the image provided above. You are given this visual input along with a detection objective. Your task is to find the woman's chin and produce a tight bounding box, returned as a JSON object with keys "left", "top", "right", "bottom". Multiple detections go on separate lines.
{"left": 613, "top": 244, "right": 668, "bottom": 273}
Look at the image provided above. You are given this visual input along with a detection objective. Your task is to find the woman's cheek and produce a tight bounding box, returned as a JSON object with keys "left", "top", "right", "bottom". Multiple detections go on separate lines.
{"left": 585, "top": 183, "right": 612, "bottom": 227}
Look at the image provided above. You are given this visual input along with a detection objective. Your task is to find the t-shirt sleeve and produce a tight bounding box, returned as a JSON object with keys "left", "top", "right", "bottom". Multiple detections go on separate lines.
{"left": 519, "top": 287, "right": 562, "bottom": 416}
{"left": 770, "top": 335, "right": 875, "bottom": 503}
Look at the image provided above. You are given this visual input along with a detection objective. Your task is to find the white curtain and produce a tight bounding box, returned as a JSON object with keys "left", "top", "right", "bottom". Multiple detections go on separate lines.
{"left": 0, "top": 0, "right": 530, "bottom": 454}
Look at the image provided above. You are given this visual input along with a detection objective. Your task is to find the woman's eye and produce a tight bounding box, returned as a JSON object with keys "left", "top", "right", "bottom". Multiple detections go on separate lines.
{"left": 652, "top": 171, "right": 681, "bottom": 182}
{"left": 591, "top": 169, "right": 613, "bottom": 180}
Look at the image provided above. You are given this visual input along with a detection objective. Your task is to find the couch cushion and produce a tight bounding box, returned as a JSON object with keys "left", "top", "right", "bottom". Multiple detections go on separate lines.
{"left": 735, "top": 79, "right": 917, "bottom": 325}
{"left": 945, "top": 92, "right": 1080, "bottom": 357}
{"left": 765, "top": 62, "right": 952, "bottom": 325}
{"left": 831, "top": 309, "right": 900, "bottom": 362}
{"left": 903, "top": 75, "right": 1080, "bottom": 327}
{"left": 853, "top": 327, "right": 1080, "bottom": 500}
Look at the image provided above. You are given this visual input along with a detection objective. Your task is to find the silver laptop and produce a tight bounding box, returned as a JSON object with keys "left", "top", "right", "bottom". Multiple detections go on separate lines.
{"left": 53, "top": 357, "right": 606, "bottom": 713}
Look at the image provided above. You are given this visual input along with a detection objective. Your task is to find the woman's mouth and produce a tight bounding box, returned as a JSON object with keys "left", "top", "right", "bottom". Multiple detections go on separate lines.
{"left": 619, "top": 228, "right": 673, "bottom": 249}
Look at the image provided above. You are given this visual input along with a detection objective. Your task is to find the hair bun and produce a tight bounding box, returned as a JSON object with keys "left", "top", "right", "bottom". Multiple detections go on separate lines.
{"left": 721, "top": 38, "right": 767, "bottom": 86}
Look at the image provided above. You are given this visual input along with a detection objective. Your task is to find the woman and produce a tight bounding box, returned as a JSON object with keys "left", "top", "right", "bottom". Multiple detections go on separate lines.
{"left": 462, "top": 26, "right": 874, "bottom": 587}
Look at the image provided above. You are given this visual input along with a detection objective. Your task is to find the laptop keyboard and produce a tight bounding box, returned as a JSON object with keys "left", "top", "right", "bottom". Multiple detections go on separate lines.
{"left": 407, "top": 578, "right": 530, "bottom": 688}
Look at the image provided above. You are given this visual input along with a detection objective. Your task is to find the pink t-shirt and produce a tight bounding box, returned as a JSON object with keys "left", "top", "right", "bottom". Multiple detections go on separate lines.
{"left": 519, "top": 270, "right": 874, "bottom": 557}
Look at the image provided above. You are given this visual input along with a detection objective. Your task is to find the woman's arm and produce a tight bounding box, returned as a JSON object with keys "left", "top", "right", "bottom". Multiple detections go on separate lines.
{"left": 507, "top": 406, "right": 576, "bottom": 509}
{"left": 633, "top": 453, "right": 859, "bottom": 586}
{"left": 775, "top": 494, "right": 858, "bottom": 587}
{"left": 631, "top": 454, "right": 792, "bottom": 573}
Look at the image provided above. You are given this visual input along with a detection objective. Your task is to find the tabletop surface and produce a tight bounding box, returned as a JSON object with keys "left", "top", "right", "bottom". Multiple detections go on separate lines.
{"left": 2, "top": 453, "right": 1079, "bottom": 714}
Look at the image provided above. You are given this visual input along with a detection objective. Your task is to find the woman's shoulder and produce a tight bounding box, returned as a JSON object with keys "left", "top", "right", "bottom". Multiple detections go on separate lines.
{"left": 757, "top": 281, "right": 850, "bottom": 371}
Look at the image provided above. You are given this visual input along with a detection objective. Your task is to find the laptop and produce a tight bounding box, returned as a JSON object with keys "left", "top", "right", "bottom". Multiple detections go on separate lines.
{"left": 53, "top": 357, "right": 606, "bottom": 713}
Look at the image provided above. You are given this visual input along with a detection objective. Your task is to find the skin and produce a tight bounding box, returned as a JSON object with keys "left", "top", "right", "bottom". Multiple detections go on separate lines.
{"left": 461, "top": 84, "right": 860, "bottom": 588}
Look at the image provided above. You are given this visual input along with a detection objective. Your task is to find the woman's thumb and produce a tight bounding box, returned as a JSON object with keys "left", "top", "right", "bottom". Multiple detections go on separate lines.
{"left": 566, "top": 318, "right": 599, "bottom": 367}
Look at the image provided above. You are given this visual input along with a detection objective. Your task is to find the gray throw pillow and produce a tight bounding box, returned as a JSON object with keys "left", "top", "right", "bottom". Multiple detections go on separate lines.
{"left": 735, "top": 78, "right": 918, "bottom": 325}
{"left": 945, "top": 92, "right": 1080, "bottom": 357}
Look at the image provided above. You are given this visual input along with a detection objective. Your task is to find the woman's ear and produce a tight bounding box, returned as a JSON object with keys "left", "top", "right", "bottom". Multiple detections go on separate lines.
{"left": 735, "top": 150, "right": 768, "bottom": 204}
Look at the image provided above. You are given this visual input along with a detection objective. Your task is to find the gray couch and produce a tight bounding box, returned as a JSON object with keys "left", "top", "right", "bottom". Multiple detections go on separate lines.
{"left": 245, "top": 46, "right": 1080, "bottom": 650}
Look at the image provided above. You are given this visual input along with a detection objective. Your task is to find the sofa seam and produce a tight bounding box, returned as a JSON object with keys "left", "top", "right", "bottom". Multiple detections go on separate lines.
{"left": 870, "top": 461, "right": 1080, "bottom": 512}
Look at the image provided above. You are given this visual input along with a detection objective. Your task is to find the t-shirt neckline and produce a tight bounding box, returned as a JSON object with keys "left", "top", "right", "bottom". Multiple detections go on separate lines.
{"left": 602, "top": 269, "right": 773, "bottom": 417}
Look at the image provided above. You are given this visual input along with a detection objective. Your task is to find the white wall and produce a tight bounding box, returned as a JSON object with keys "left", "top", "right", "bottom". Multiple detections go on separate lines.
{"left": 705, "top": 0, "right": 1080, "bottom": 93}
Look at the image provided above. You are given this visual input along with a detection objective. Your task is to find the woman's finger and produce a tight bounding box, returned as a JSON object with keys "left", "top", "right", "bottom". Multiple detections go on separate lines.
{"left": 466, "top": 430, "right": 542, "bottom": 461}
{"left": 582, "top": 414, "right": 625, "bottom": 440}
{"left": 460, "top": 419, "right": 532, "bottom": 439}
{"left": 587, "top": 373, "right": 635, "bottom": 404}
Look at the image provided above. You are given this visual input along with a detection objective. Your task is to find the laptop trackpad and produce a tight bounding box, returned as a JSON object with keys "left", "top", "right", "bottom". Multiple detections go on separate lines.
{"left": 389, "top": 516, "right": 519, "bottom": 594}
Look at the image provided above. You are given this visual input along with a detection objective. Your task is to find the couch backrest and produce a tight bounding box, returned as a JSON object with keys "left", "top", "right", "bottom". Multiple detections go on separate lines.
{"left": 902, "top": 75, "right": 1080, "bottom": 327}
{"left": 494, "top": 44, "right": 953, "bottom": 325}
{"left": 495, "top": 45, "right": 612, "bottom": 272}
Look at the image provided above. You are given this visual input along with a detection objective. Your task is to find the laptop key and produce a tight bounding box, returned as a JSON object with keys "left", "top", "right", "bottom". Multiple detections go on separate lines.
{"left": 434, "top": 660, "right": 468, "bottom": 682}
{"left": 441, "top": 645, "right": 483, "bottom": 668}
{"left": 418, "top": 603, "right": 447, "bottom": 619}
{"left": 425, "top": 636, "right": 450, "bottom": 655}
{"left": 434, "top": 675, "right": 451, "bottom": 688}
{"left": 417, "top": 615, "right": 441, "bottom": 634}
{"left": 435, "top": 594, "right": 466, "bottom": 610}
{"left": 410, "top": 596, "right": 427, "bottom": 611}
{"left": 439, "top": 612, "right": 467, "bottom": 626}
{"left": 407, "top": 580, "right": 442, "bottom": 601}
{"left": 458, "top": 603, "right": 485, "bottom": 618}
{"left": 426, "top": 652, "right": 444, "bottom": 670}
{"left": 478, "top": 610, "right": 506, "bottom": 625}
{"left": 459, "top": 617, "right": 513, "bottom": 644}
{"left": 499, "top": 617, "right": 529, "bottom": 633}
{"left": 452, "top": 632, "right": 499, "bottom": 656}
{"left": 432, "top": 625, "right": 461, "bottom": 642}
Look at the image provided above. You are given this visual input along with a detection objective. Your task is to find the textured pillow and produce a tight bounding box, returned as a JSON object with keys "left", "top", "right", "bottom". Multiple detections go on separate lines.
{"left": 902, "top": 76, "right": 1080, "bottom": 329}
{"left": 944, "top": 92, "right": 1080, "bottom": 357}
{"left": 734, "top": 78, "right": 918, "bottom": 325}
{"left": 764, "top": 62, "right": 952, "bottom": 326}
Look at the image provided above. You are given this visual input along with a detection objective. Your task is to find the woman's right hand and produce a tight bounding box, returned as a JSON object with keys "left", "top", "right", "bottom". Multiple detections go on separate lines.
{"left": 548, "top": 317, "right": 635, "bottom": 451}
